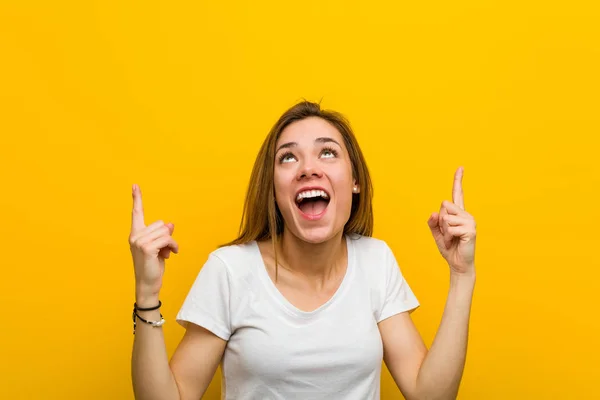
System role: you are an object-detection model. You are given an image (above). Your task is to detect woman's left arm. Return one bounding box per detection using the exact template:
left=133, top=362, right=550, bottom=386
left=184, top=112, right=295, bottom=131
left=379, top=271, right=475, bottom=400
left=380, top=166, right=477, bottom=400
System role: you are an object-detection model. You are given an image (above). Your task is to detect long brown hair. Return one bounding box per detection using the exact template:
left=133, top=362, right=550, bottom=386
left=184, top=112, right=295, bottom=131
left=221, top=100, right=374, bottom=278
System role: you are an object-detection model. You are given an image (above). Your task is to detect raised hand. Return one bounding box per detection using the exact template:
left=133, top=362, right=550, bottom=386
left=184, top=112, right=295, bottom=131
left=427, top=167, right=477, bottom=275
left=128, top=184, right=179, bottom=302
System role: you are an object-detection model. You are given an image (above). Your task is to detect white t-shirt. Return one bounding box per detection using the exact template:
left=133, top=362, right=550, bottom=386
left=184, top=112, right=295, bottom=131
left=176, top=234, right=419, bottom=400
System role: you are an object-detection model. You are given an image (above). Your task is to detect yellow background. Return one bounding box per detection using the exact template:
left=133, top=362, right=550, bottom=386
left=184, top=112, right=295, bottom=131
left=1, top=1, right=599, bottom=399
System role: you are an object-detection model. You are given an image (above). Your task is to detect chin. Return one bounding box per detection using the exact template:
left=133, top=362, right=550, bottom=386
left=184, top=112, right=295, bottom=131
left=288, top=224, right=344, bottom=245
left=296, top=231, right=331, bottom=245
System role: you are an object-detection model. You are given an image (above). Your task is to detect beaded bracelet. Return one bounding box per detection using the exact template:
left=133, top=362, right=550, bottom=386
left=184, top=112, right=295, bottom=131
left=132, top=301, right=165, bottom=334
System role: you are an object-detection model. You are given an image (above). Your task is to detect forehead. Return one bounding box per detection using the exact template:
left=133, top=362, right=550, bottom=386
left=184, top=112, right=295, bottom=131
left=276, top=117, right=344, bottom=146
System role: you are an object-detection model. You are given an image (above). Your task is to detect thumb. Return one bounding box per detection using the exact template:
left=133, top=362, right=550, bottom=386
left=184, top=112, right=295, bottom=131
left=166, top=222, right=175, bottom=234
left=427, top=213, right=446, bottom=250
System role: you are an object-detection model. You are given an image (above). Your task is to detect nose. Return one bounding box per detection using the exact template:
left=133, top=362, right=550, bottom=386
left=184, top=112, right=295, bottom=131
left=296, top=159, right=323, bottom=181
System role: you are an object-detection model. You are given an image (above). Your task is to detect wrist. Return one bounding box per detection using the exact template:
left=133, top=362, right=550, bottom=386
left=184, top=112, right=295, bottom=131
left=135, top=294, right=160, bottom=308
left=450, top=270, right=476, bottom=289
left=449, top=263, right=475, bottom=278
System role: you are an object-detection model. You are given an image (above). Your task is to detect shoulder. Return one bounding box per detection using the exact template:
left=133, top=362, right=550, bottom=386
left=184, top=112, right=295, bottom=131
left=348, top=234, right=395, bottom=260
left=348, top=234, right=400, bottom=279
left=202, top=241, right=259, bottom=282
left=210, top=240, right=257, bottom=261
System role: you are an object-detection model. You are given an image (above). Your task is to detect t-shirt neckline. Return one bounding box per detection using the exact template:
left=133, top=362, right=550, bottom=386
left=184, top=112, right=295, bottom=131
left=252, top=235, right=355, bottom=319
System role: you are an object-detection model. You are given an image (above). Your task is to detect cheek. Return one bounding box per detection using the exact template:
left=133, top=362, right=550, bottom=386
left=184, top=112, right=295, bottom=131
left=273, top=170, right=291, bottom=204
left=337, top=190, right=354, bottom=211
left=332, top=181, right=353, bottom=208
left=330, top=167, right=354, bottom=194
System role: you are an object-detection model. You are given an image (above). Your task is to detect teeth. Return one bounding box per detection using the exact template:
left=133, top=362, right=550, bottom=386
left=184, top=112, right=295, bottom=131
left=296, top=189, right=329, bottom=202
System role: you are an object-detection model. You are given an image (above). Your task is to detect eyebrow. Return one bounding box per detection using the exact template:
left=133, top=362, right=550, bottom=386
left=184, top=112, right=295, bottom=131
left=275, top=137, right=341, bottom=154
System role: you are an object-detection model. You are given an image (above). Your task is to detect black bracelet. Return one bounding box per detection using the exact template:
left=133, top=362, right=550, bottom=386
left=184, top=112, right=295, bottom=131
left=132, top=307, right=166, bottom=334
left=134, top=300, right=161, bottom=311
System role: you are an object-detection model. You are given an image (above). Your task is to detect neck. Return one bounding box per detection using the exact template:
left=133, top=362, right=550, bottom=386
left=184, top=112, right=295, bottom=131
left=278, top=230, right=347, bottom=283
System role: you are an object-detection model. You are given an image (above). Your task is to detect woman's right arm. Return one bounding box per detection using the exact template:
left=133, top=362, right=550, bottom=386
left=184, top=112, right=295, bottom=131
left=129, top=184, right=226, bottom=399
left=131, top=295, right=227, bottom=400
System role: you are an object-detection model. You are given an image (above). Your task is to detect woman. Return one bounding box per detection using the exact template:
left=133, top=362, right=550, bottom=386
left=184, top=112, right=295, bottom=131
left=129, top=101, right=477, bottom=400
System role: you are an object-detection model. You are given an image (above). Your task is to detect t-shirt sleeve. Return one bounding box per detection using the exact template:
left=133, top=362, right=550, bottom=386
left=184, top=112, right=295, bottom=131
left=175, top=253, right=232, bottom=341
left=377, top=243, right=420, bottom=323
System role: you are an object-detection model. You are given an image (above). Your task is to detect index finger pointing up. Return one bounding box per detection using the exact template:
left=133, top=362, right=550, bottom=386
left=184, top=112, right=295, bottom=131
left=452, top=167, right=465, bottom=210
left=131, top=184, right=146, bottom=233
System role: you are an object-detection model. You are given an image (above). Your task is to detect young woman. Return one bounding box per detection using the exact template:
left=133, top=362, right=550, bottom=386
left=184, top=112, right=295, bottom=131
left=130, top=101, right=477, bottom=400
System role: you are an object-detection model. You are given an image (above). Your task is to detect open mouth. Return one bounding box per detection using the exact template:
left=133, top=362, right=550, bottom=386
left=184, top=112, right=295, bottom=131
left=295, top=189, right=330, bottom=217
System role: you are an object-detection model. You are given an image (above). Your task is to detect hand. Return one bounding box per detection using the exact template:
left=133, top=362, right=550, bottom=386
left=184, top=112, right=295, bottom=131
left=427, top=167, right=477, bottom=275
left=128, top=184, right=179, bottom=299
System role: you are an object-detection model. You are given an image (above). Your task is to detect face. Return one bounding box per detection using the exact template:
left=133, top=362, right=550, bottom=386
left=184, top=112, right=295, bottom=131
left=273, top=117, right=359, bottom=244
